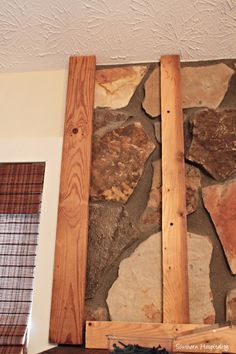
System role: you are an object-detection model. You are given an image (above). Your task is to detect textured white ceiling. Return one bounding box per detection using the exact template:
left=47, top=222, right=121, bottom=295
left=0, top=0, right=236, bottom=72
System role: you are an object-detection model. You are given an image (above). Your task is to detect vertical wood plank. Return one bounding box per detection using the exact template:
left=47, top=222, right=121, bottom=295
left=49, top=56, right=96, bottom=344
left=161, top=55, right=189, bottom=323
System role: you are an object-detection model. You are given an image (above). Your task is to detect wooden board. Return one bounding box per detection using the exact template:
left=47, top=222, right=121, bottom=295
left=173, top=325, right=236, bottom=353
left=49, top=56, right=96, bottom=344
left=160, top=55, right=189, bottom=323
left=85, top=321, right=207, bottom=349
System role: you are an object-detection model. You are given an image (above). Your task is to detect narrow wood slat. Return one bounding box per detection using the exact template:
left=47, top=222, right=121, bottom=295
left=49, top=55, right=96, bottom=344
left=0, top=203, right=41, bottom=214
left=0, top=314, right=29, bottom=326
left=0, top=244, right=36, bottom=255
left=0, top=289, right=32, bottom=302
left=0, top=302, right=31, bottom=314
left=0, top=223, right=39, bottom=233
left=0, top=337, right=24, bottom=346
left=0, top=163, right=45, bottom=176
left=0, top=194, right=41, bottom=205
left=0, top=184, right=43, bottom=194
left=0, top=256, right=35, bottom=267
left=85, top=321, right=207, bottom=349
left=0, top=175, right=43, bottom=184
left=0, top=326, right=26, bottom=337
left=0, top=235, right=37, bottom=245
left=0, top=266, right=34, bottom=278
left=0, top=346, right=23, bottom=354
left=0, top=214, right=39, bottom=223
left=161, top=55, right=189, bottom=323
left=0, top=277, right=33, bottom=290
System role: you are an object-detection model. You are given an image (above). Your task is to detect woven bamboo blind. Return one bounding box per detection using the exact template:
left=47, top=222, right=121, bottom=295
left=0, top=163, right=45, bottom=351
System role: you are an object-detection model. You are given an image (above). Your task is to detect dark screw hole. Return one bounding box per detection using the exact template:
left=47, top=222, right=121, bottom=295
left=72, top=128, right=78, bottom=134
left=170, top=222, right=173, bottom=226
left=167, top=110, right=170, bottom=113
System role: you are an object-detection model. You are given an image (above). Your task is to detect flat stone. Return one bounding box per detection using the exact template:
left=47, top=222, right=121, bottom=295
left=181, top=64, right=234, bottom=109
left=154, top=121, right=161, bottom=144
left=142, top=64, right=234, bottom=118
left=107, top=232, right=215, bottom=324
left=188, top=109, right=236, bottom=180
left=95, top=65, right=147, bottom=109
left=142, top=68, right=160, bottom=117
left=202, top=179, right=236, bottom=274
left=86, top=203, right=140, bottom=298
left=139, top=162, right=201, bottom=229
left=90, top=123, right=155, bottom=202
left=85, top=304, right=109, bottom=321
left=139, top=160, right=162, bottom=229
left=93, top=109, right=130, bottom=138
left=185, top=164, right=201, bottom=214
left=226, top=289, right=236, bottom=321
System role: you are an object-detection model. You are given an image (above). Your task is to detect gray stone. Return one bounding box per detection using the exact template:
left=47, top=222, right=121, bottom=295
left=93, top=109, right=130, bottom=138
left=86, top=203, right=140, bottom=299
left=90, top=123, right=155, bottom=202
left=188, top=109, right=236, bottom=181
left=107, top=232, right=215, bottom=324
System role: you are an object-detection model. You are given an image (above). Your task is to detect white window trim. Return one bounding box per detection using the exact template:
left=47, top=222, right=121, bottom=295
left=0, top=137, right=63, bottom=354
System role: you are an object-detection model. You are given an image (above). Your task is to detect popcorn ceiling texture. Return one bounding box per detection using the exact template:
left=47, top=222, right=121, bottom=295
left=0, top=0, right=236, bottom=72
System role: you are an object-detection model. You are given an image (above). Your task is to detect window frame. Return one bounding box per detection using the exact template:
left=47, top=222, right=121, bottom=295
left=0, top=137, right=62, bottom=354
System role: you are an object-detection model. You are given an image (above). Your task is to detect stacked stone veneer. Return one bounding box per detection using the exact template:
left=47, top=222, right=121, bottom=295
left=85, top=61, right=236, bottom=324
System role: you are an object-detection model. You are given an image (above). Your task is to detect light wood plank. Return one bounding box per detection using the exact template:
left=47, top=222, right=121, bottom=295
left=173, top=325, right=236, bottom=353
left=49, top=56, right=96, bottom=344
left=161, top=55, right=189, bottom=323
left=85, top=321, right=207, bottom=349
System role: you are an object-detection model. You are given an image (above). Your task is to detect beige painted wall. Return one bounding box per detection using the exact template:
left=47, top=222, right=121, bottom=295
left=0, top=70, right=68, bottom=352
left=0, top=70, right=67, bottom=138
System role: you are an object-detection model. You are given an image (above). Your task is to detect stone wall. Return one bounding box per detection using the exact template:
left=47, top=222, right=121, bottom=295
left=85, top=60, right=236, bottom=324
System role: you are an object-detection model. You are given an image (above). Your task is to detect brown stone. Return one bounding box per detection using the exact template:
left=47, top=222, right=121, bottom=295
left=107, top=232, right=215, bottom=324
left=90, top=123, right=155, bottom=202
left=139, top=162, right=201, bottom=229
left=142, top=68, right=160, bottom=117
left=226, top=289, right=236, bottom=321
left=93, top=109, right=130, bottom=137
left=185, top=164, right=201, bottom=214
left=142, top=64, right=234, bottom=118
left=154, top=121, right=161, bottom=144
left=202, top=179, right=236, bottom=274
left=86, top=203, right=140, bottom=299
left=188, top=109, right=236, bottom=180
left=95, top=65, right=147, bottom=109
left=85, top=304, right=109, bottom=321
left=181, top=64, right=234, bottom=109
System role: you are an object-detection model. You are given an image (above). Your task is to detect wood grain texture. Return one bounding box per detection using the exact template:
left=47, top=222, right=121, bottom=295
left=85, top=321, right=207, bottom=349
left=173, top=325, right=236, bottom=353
left=49, top=56, right=96, bottom=344
left=0, top=347, right=23, bottom=354
left=161, top=55, right=189, bottom=323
